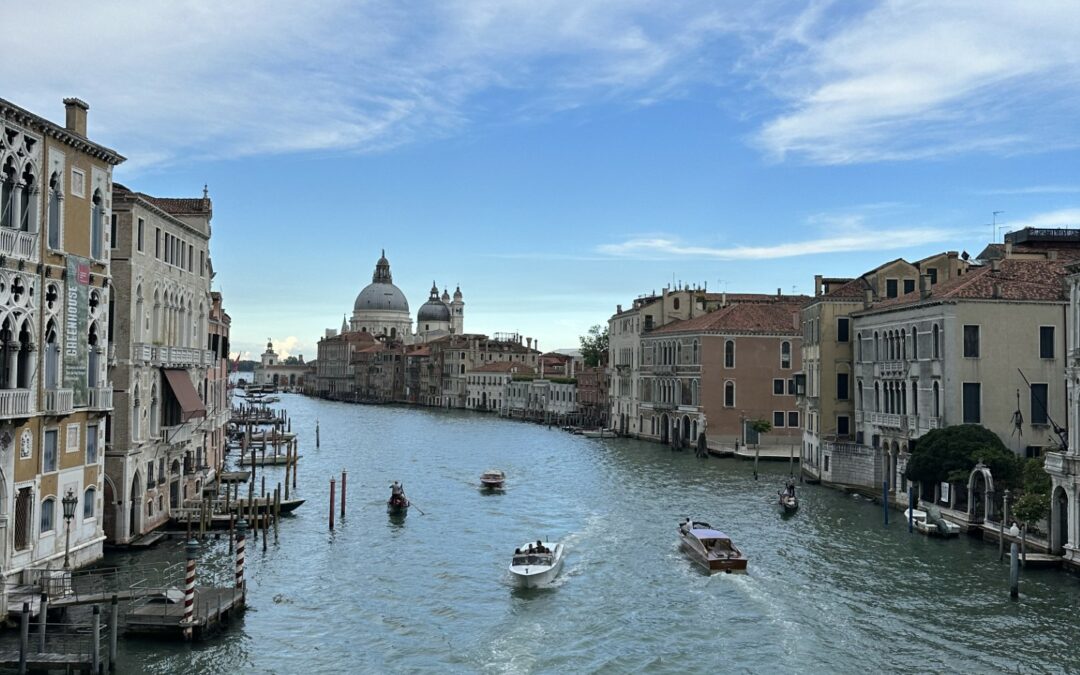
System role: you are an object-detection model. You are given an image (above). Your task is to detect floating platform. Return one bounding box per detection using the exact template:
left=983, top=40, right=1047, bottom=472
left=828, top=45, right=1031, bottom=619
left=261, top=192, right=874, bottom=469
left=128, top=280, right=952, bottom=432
left=238, top=454, right=298, bottom=466
left=125, top=586, right=246, bottom=639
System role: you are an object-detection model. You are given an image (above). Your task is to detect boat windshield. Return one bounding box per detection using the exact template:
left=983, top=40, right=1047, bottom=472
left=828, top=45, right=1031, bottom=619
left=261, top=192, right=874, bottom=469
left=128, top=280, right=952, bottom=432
left=703, top=539, right=733, bottom=553
left=512, top=554, right=551, bottom=566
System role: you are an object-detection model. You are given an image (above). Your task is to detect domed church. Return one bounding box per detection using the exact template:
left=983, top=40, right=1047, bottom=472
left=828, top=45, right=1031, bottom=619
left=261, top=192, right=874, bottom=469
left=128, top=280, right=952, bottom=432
left=344, top=251, right=463, bottom=344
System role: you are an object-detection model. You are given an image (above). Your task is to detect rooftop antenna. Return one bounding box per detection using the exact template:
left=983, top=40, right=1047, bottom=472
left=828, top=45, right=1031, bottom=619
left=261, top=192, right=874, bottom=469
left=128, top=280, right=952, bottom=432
left=993, top=211, right=1005, bottom=242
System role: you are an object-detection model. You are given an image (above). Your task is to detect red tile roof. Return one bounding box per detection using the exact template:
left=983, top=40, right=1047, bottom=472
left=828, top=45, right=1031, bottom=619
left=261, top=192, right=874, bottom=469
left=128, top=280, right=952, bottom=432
left=114, top=183, right=211, bottom=216
left=863, top=257, right=1069, bottom=312
left=649, top=301, right=804, bottom=336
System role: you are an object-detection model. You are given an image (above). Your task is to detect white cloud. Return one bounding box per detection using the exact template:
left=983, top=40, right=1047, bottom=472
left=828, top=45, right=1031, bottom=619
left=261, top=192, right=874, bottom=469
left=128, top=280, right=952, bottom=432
left=975, top=185, right=1080, bottom=196
left=753, top=2, right=1080, bottom=163
left=1, top=1, right=751, bottom=171
left=597, top=226, right=969, bottom=261
left=1001, top=208, right=1080, bottom=233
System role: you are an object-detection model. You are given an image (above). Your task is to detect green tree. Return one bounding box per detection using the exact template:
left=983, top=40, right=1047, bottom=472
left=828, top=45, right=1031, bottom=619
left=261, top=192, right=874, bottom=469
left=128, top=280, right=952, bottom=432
left=1013, top=456, right=1052, bottom=525
left=905, top=425, right=1022, bottom=487
left=749, top=419, right=773, bottom=435
left=579, top=324, right=609, bottom=367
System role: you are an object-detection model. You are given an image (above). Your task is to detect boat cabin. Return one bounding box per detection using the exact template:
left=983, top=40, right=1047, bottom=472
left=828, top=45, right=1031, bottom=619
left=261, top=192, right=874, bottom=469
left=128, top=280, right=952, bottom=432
left=512, top=552, right=552, bottom=566
left=693, top=529, right=736, bottom=553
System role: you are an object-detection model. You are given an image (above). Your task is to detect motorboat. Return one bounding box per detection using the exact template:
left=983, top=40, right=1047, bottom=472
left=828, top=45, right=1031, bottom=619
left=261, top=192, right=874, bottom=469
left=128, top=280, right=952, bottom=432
left=904, top=506, right=961, bottom=537
left=509, top=541, right=565, bottom=588
left=678, top=520, right=748, bottom=574
left=580, top=429, right=615, bottom=439
left=480, top=469, right=506, bottom=489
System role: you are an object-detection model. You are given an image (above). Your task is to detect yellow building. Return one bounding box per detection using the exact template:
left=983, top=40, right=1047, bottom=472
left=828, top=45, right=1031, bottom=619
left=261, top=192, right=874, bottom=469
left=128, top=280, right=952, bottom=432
left=0, top=97, right=123, bottom=610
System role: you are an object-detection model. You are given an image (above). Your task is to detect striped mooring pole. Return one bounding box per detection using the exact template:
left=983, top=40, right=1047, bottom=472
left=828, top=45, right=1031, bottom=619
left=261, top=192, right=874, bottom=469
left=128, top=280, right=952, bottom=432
left=182, top=540, right=198, bottom=640
left=235, top=520, right=247, bottom=589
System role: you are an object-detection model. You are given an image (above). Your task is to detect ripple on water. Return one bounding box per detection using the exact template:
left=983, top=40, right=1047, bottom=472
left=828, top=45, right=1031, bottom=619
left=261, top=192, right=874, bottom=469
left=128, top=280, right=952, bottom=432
left=107, top=396, right=1080, bottom=673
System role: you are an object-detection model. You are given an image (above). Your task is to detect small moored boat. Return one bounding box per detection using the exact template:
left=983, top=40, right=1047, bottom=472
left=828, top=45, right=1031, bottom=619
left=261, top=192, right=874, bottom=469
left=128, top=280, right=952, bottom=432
left=678, top=519, right=748, bottom=574
left=480, top=469, right=506, bottom=489
left=509, top=541, right=565, bottom=588
left=904, top=506, right=961, bottom=537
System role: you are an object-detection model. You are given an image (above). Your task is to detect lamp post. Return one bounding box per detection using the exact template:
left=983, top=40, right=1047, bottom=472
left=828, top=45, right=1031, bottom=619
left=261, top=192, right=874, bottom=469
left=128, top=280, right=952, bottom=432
left=61, top=488, right=78, bottom=570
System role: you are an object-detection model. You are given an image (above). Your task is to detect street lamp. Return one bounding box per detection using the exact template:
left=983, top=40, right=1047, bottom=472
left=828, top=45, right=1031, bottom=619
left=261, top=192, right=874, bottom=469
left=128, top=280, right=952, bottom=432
left=61, top=488, right=78, bottom=569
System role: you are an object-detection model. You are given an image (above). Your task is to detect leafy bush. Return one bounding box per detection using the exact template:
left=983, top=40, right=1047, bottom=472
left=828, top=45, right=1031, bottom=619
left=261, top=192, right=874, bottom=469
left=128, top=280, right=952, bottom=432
left=905, top=425, right=1021, bottom=487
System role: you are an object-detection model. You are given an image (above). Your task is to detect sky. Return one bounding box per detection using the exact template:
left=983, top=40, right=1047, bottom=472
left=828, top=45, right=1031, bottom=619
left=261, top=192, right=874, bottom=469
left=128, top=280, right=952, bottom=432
left=6, top=1, right=1080, bottom=359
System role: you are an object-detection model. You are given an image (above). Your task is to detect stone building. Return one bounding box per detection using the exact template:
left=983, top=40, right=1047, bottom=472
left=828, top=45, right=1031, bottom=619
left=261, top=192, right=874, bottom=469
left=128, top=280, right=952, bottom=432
left=0, top=97, right=124, bottom=601
left=205, top=291, right=231, bottom=483
left=641, top=299, right=806, bottom=449
left=466, top=361, right=534, bottom=412
left=253, top=340, right=310, bottom=390
left=850, top=241, right=1070, bottom=505
left=107, top=183, right=214, bottom=543
left=576, top=364, right=609, bottom=428
left=798, top=252, right=969, bottom=482
left=506, top=377, right=579, bottom=421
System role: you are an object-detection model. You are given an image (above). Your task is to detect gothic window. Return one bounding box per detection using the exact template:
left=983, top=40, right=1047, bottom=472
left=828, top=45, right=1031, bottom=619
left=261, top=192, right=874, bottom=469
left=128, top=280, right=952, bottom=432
left=724, top=340, right=735, bottom=368
left=781, top=341, right=791, bottom=369
left=911, top=326, right=919, bottom=359
left=724, top=380, right=735, bottom=407
left=19, top=165, right=35, bottom=232
left=83, top=487, right=96, bottom=519
left=932, top=324, right=940, bottom=359
left=44, top=321, right=59, bottom=389
left=48, top=172, right=61, bottom=249
left=90, top=189, right=104, bottom=260
left=87, top=322, right=100, bottom=388
left=0, top=158, right=15, bottom=228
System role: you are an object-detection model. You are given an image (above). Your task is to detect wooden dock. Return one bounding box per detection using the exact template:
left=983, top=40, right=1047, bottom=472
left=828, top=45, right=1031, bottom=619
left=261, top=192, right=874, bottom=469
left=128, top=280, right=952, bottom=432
left=0, top=650, right=96, bottom=672
left=126, top=586, right=245, bottom=638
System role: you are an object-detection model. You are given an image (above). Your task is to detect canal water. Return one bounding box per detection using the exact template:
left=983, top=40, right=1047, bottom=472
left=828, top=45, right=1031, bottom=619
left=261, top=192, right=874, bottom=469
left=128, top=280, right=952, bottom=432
left=108, top=393, right=1080, bottom=673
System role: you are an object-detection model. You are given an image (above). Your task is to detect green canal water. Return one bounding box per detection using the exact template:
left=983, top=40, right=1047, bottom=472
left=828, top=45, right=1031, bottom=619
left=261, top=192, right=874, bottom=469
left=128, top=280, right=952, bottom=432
left=106, top=393, right=1080, bottom=673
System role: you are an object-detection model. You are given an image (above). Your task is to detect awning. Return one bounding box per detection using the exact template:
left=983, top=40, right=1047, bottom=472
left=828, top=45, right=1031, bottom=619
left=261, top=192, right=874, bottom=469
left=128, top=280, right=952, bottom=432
left=162, top=368, right=206, bottom=422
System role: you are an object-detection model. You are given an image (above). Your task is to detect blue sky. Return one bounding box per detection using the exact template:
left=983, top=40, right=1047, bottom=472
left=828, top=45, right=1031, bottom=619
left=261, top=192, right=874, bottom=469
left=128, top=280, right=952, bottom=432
left=7, top=1, right=1080, bottom=358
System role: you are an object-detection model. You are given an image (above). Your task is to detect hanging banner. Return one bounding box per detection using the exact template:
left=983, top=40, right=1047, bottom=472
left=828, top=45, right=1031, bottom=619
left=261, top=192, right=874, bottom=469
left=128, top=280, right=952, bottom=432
left=64, top=255, right=91, bottom=406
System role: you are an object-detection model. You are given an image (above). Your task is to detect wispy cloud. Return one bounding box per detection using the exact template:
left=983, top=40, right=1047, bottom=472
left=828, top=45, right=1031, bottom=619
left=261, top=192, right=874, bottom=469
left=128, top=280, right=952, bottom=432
left=1001, top=208, right=1080, bottom=232
left=752, top=2, right=1080, bottom=164
left=2, top=1, right=752, bottom=171
left=597, top=226, right=969, bottom=261
left=975, top=185, right=1080, bottom=196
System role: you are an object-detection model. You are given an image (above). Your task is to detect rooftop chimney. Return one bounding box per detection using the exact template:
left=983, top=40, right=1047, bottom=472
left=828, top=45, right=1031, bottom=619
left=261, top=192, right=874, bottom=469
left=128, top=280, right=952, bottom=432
left=992, top=282, right=1002, bottom=299
left=1004, top=242, right=1013, bottom=257
left=526, top=337, right=532, bottom=349
left=1049, top=250, right=1059, bottom=261
left=63, top=98, right=89, bottom=137
left=864, top=288, right=873, bottom=309
left=991, top=259, right=1001, bottom=272
left=814, top=274, right=824, bottom=297
left=920, top=274, right=931, bottom=299
left=777, top=287, right=782, bottom=298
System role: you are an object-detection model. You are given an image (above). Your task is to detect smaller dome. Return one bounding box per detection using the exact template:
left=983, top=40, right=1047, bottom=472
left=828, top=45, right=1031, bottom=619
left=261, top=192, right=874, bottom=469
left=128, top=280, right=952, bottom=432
left=441, top=288, right=450, bottom=302
left=419, top=282, right=451, bottom=322
left=453, top=285, right=463, bottom=300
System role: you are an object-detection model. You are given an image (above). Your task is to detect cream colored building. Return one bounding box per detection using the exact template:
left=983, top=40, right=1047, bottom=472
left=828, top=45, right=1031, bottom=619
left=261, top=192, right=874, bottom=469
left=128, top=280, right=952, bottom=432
left=851, top=251, right=1068, bottom=505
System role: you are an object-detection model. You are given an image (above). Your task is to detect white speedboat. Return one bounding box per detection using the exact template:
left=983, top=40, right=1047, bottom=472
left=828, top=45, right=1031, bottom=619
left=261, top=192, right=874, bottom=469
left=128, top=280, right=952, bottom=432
left=580, top=429, right=615, bottom=439
left=509, top=541, right=565, bottom=588
left=480, top=469, right=506, bottom=489
left=904, top=506, right=961, bottom=537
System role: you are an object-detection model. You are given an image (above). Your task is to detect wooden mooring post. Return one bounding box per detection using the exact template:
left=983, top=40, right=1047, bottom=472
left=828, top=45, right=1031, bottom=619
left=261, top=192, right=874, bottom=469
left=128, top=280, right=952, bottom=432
left=883, top=480, right=889, bottom=526
left=316, top=418, right=320, bottom=448
left=18, top=602, right=27, bottom=675
left=37, top=592, right=47, bottom=653
left=1010, top=542, right=1020, bottom=599
left=341, top=470, right=347, bottom=519
left=91, top=605, right=101, bottom=671
left=329, top=478, right=336, bottom=530
left=274, top=485, right=281, bottom=544
left=183, top=540, right=198, bottom=640
left=110, top=595, right=119, bottom=671
left=235, top=520, right=247, bottom=589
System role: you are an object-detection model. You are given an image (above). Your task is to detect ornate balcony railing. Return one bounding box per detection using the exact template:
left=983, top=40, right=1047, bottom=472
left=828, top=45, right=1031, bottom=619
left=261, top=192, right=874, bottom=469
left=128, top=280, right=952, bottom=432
left=0, top=229, right=38, bottom=261
left=0, top=389, right=33, bottom=418
left=869, top=412, right=903, bottom=428
left=87, top=387, right=113, bottom=411
left=42, top=388, right=74, bottom=416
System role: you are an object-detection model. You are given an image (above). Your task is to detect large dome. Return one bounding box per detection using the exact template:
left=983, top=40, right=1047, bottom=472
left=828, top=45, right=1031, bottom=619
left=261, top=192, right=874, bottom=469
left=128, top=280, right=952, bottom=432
left=353, top=252, right=410, bottom=314
left=354, top=282, right=410, bottom=313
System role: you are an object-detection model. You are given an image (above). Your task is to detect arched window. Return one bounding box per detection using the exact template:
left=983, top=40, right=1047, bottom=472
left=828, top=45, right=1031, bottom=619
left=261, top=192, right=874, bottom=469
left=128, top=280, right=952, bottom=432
left=150, top=384, right=159, bottom=437
left=874, top=382, right=881, bottom=412
left=673, top=297, right=680, bottom=310
left=40, top=497, right=55, bottom=533
left=47, top=171, right=61, bottom=249
left=724, top=380, right=735, bottom=407
left=692, top=340, right=699, bottom=364
left=781, top=341, right=791, bottom=369
left=724, top=340, right=735, bottom=368
left=90, top=189, right=104, bottom=260
left=933, top=382, right=940, bottom=417
left=856, top=332, right=862, bottom=362
left=19, top=165, right=35, bottom=232
left=912, top=383, right=919, bottom=416
left=932, top=324, right=940, bottom=358
left=44, top=320, right=59, bottom=389
left=874, top=331, right=880, bottom=360
left=911, top=326, right=919, bottom=359
left=0, top=158, right=15, bottom=229
left=132, top=384, right=141, bottom=441
left=83, top=486, right=96, bottom=519
left=900, top=329, right=907, bottom=360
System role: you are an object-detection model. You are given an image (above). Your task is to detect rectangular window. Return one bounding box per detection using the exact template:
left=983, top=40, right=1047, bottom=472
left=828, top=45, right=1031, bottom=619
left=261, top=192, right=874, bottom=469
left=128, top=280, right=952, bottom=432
left=787, top=378, right=796, bottom=395
left=963, top=325, right=980, bottom=358
left=137, top=218, right=144, bottom=252
left=773, top=411, right=785, bottom=428
left=773, top=379, right=785, bottom=395
left=43, top=429, right=58, bottom=473
left=836, top=373, right=849, bottom=400
left=824, top=455, right=830, bottom=472
left=963, top=382, right=981, bottom=424
left=788, top=411, right=799, bottom=428
left=155, top=228, right=161, bottom=258
left=110, top=214, right=117, bottom=248
left=188, top=246, right=193, bottom=272
left=70, top=168, right=85, bottom=198
left=86, top=424, right=98, bottom=464
left=837, top=415, right=850, bottom=436
left=927, top=268, right=938, bottom=284
left=66, top=423, right=80, bottom=453
left=1031, top=383, right=1049, bottom=425
left=40, top=499, right=54, bottom=533
left=837, top=317, right=850, bottom=343
left=886, top=279, right=898, bottom=298
left=1040, top=326, right=1055, bottom=359
left=199, top=250, right=205, bottom=276
left=903, top=279, right=916, bottom=295
left=1026, top=446, right=1044, bottom=459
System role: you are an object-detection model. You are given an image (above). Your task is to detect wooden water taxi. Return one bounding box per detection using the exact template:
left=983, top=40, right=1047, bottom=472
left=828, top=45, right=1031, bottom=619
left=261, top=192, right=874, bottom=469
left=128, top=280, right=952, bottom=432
left=678, top=520, right=747, bottom=574
left=480, top=469, right=506, bottom=489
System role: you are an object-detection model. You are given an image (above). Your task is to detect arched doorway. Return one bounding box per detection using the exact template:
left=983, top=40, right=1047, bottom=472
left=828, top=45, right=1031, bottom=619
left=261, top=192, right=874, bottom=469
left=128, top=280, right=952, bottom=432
left=481, top=392, right=487, bottom=410
left=967, top=463, right=995, bottom=522
left=129, top=472, right=143, bottom=539
left=1051, top=486, right=1069, bottom=555
left=682, top=416, right=691, bottom=446
left=103, top=477, right=117, bottom=542
left=660, top=414, right=669, bottom=444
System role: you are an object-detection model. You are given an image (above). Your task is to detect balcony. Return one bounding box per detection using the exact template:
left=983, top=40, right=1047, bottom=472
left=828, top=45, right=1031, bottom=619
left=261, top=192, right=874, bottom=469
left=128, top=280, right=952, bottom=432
left=0, top=228, right=38, bottom=262
left=869, top=411, right=904, bottom=428
left=652, top=364, right=675, bottom=375
left=42, top=388, right=74, bottom=416
left=1046, top=451, right=1080, bottom=477
left=0, top=389, right=32, bottom=419
left=87, top=387, right=113, bottom=411
left=875, top=361, right=906, bottom=377
left=133, top=343, right=153, bottom=363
